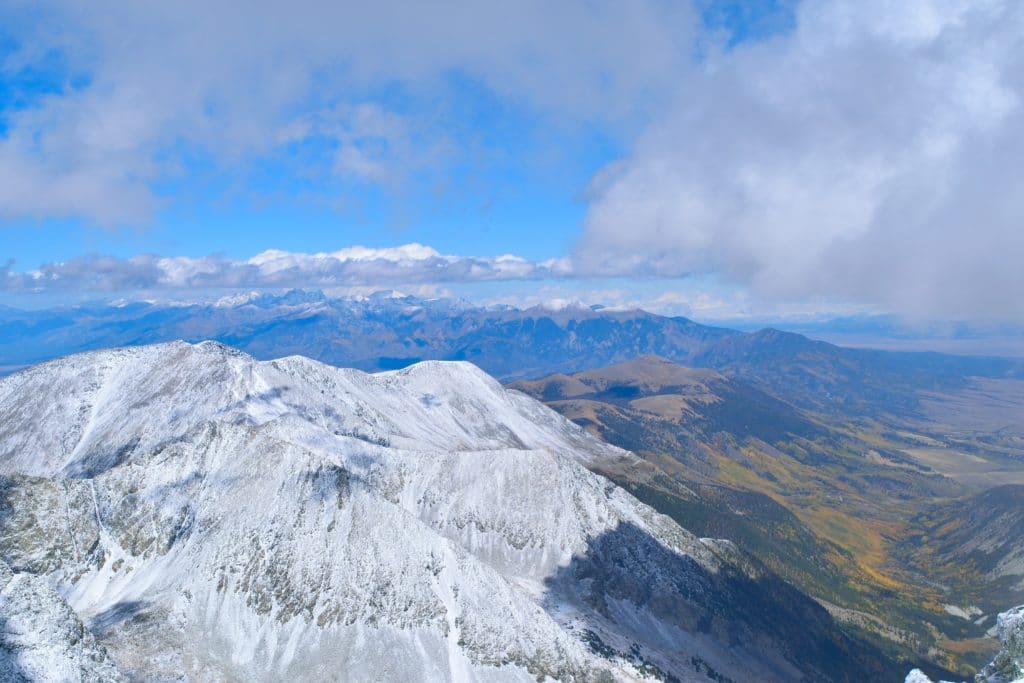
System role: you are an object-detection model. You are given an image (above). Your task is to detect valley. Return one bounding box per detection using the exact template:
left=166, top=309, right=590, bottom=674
left=513, top=355, right=1024, bottom=678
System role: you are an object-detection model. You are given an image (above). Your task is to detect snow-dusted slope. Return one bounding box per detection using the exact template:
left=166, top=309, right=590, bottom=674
left=0, top=341, right=625, bottom=479
left=0, top=342, right=878, bottom=681
left=0, top=560, right=125, bottom=682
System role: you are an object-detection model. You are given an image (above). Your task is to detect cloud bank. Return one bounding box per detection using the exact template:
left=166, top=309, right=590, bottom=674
left=0, top=0, right=693, bottom=223
left=579, top=0, right=1024, bottom=320
left=0, top=245, right=571, bottom=294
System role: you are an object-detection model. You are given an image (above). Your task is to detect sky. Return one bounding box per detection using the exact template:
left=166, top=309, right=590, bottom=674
left=1, top=0, right=1022, bottom=324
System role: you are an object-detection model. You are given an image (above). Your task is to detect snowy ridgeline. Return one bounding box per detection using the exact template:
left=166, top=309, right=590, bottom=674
left=0, top=341, right=883, bottom=681
left=907, top=606, right=1024, bottom=683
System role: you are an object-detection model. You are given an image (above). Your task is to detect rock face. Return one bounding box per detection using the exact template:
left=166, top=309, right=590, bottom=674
left=0, top=342, right=888, bottom=681
left=977, top=607, right=1024, bottom=683
left=0, top=560, right=126, bottom=682
left=905, top=606, right=1024, bottom=683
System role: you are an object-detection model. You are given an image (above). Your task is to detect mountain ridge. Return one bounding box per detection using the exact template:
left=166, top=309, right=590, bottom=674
left=4, top=292, right=1021, bottom=402
left=0, top=341, right=895, bottom=681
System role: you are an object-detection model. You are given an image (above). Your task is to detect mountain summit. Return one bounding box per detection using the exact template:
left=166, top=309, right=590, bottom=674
left=0, top=342, right=890, bottom=681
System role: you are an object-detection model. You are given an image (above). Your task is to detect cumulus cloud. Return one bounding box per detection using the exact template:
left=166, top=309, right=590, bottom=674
left=5, top=1, right=1023, bottom=321
left=0, top=244, right=573, bottom=294
left=578, top=0, right=1024, bottom=320
left=0, top=0, right=694, bottom=224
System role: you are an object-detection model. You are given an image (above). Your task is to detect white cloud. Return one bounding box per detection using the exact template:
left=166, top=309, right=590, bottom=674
left=4, top=1, right=1023, bottom=322
left=578, top=0, right=1024, bottom=320
left=0, top=243, right=893, bottom=323
left=0, top=244, right=570, bottom=294
left=0, top=0, right=695, bottom=224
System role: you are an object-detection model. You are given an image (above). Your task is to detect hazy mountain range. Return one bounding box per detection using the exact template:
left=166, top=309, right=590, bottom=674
left=3, top=291, right=1022, bottom=408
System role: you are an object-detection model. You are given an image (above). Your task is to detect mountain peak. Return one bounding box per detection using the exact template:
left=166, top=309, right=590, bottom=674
left=0, top=341, right=896, bottom=681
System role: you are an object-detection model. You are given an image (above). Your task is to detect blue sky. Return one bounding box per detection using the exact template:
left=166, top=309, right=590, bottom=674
left=1, top=1, right=1022, bottom=323
left=1, top=66, right=614, bottom=264
left=0, top=0, right=790, bottom=266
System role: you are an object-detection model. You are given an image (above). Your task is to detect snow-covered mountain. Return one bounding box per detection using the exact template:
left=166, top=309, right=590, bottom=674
left=0, top=341, right=888, bottom=681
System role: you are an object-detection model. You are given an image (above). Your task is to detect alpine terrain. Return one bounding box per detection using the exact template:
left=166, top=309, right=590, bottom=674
left=514, top=355, right=1024, bottom=677
left=0, top=341, right=894, bottom=681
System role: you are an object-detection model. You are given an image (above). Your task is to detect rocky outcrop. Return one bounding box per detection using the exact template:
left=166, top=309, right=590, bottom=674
left=906, top=605, right=1024, bottom=683
left=977, top=606, right=1024, bottom=683
left=0, top=560, right=125, bottom=682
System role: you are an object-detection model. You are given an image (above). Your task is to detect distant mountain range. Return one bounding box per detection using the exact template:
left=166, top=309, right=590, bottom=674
left=723, top=314, right=1024, bottom=359
left=3, top=291, right=1022, bottom=417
